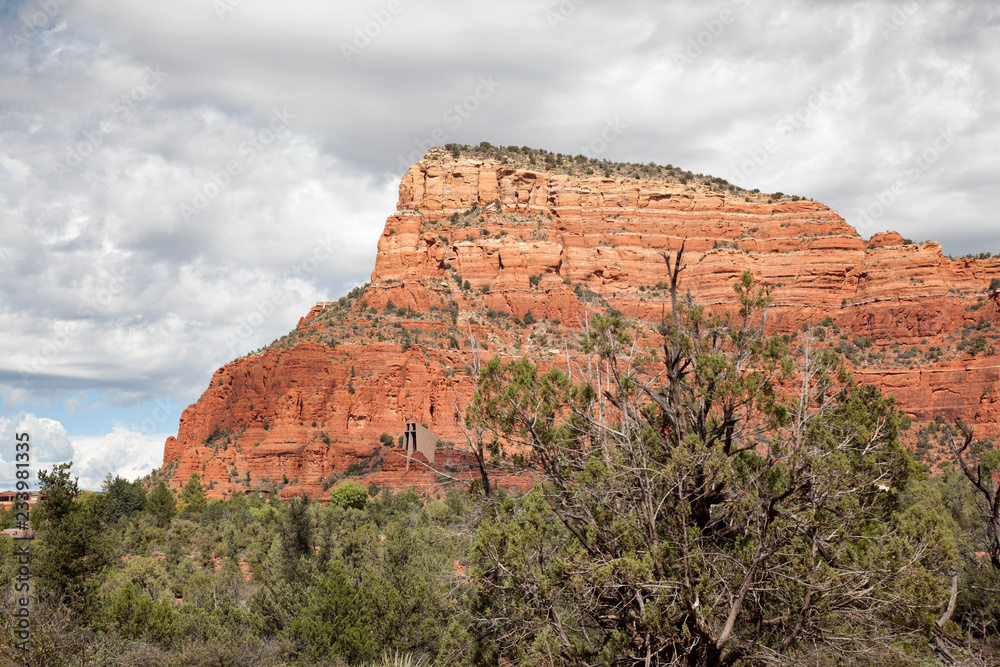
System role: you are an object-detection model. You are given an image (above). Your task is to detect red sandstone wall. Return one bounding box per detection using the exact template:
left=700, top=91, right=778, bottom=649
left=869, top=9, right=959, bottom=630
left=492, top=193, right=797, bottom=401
left=161, top=149, right=1000, bottom=497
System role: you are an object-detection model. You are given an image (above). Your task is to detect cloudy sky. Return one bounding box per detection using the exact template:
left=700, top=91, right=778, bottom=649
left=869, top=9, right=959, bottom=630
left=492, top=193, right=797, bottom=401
left=1, top=0, right=997, bottom=489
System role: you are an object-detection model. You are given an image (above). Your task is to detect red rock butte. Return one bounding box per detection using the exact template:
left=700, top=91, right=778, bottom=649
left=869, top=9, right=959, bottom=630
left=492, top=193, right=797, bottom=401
left=161, top=146, right=1000, bottom=499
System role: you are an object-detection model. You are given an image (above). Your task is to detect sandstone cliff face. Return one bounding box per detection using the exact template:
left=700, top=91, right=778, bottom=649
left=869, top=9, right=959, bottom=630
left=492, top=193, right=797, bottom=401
left=162, top=148, right=1000, bottom=497
left=373, top=153, right=996, bottom=335
left=162, top=339, right=487, bottom=498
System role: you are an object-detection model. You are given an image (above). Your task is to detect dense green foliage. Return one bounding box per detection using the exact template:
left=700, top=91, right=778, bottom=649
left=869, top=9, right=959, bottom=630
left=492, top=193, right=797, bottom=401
left=330, top=481, right=370, bottom=511
left=1, top=475, right=476, bottom=666
left=463, top=265, right=971, bottom=666
left=1, top=436, right=997, bottom=665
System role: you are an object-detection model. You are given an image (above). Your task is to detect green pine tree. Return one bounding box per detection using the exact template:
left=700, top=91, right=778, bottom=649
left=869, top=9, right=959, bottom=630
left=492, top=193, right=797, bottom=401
left=146, top=481, right=176, bottom=527
left=179, top=473, right=207, bottom=512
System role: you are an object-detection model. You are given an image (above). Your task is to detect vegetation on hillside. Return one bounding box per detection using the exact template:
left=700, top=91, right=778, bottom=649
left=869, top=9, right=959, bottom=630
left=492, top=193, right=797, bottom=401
left=438, top=142, right=806, bottom=202
left=2, top=259, right=998, bottom=665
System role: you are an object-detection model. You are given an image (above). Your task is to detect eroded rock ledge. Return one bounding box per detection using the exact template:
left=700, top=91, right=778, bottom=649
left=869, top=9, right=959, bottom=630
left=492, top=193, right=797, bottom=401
left=161, top=148, right=1000, bottom=498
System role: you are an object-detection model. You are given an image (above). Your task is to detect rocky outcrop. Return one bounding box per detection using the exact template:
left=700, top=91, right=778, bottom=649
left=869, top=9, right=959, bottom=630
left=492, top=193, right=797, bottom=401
left=161, top=147, right=1000, bottom=497
left=372, top=151, right=997, bottom=338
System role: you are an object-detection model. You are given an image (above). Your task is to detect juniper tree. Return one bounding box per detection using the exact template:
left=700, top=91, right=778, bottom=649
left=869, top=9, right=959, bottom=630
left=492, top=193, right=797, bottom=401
left=466, top=249, right=957, bottom=666
left=146, top=480, right=176, bottom=528
left=947, top=422, right=1000, bottom=651
left=179, top=472, right=207, bottom=512
left=99, top=474, right=147, bottom=525
left=34, top=463, right=113, bottom=607
left=949, top=422, right=1000, bottom=575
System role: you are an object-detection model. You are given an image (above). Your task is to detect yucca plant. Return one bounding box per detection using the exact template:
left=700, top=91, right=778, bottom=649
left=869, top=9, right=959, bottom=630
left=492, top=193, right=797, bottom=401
left=364, top=650, right=431, bottom=667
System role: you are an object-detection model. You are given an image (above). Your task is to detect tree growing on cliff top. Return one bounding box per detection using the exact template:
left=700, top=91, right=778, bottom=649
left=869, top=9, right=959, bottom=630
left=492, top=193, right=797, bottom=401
left=466, top=248, right=957, bottom=666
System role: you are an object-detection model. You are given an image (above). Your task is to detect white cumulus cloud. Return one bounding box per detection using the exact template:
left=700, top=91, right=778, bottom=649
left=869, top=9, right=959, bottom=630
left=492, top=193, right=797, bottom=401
left=70, top=425, right=168, bottom=490
left=0, top=412, right=75, bottom=489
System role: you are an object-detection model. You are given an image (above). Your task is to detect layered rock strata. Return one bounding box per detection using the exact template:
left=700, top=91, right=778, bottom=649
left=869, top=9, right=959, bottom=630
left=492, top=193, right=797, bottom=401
left=161, top=148, right=1000, bottom=498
